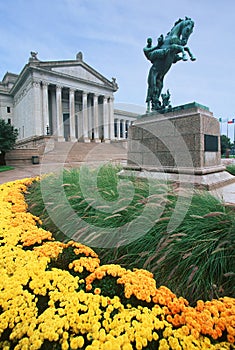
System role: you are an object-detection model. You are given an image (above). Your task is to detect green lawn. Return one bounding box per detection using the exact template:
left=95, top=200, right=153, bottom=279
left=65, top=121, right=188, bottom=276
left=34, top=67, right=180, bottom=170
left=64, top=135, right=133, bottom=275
left=0, top=165, right=14, bottom=172
left=226, top=164, right=235, bottom=176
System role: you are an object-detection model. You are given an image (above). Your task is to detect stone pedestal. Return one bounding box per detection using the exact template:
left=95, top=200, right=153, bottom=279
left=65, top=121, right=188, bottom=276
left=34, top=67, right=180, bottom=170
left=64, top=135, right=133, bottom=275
left=123, top=102, right=235, bottom=190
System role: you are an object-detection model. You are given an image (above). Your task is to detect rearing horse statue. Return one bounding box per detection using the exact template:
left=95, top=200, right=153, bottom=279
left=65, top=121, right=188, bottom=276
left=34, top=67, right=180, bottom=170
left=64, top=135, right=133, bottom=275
left=144, top=17, right=196, bottom=112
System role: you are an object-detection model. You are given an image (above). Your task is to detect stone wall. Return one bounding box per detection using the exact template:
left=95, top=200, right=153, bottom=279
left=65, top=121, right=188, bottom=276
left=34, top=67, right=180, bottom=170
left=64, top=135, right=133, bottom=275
left=127, top=104, right=223, bottom=175
left=6, top=148, right=40, bottom=165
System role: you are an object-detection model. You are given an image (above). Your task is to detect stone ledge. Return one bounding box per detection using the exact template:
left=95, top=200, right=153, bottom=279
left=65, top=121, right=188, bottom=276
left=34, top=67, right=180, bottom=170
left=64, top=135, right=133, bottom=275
left=124, top=164, right=226, bottom=175
left=137, top=102, right=213, bottom=122
left=120, top=169, right=235, bottom=191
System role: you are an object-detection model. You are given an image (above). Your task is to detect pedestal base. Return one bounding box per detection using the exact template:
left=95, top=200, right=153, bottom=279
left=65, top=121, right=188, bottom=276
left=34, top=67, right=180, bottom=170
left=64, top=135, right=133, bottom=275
left=125, top=103, right=235, bottom=190
left=121, top=167, right=235, bottom=190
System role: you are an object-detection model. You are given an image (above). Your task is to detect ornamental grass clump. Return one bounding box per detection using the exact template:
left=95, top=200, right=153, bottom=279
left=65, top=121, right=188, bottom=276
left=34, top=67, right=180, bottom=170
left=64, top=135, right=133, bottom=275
left=226, top=164, right=235, bottom=176
left=26, top=165, right=235, bottom=304
left=0, top=178, right=235, bottom=349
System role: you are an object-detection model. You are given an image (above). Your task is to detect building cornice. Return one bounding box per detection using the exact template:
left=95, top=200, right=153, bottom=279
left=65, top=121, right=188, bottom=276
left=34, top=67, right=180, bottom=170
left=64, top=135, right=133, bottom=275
left=32, top=66, right=116, bottom=92
left=114, top=109, right=138, bottom=118
left=0, top=90, right=12, bottom=97
left=32, top=59, right=117, bottom=89
left=9, top=58, right=118, bottom=95
left=9, top=63, right=32, bottom=95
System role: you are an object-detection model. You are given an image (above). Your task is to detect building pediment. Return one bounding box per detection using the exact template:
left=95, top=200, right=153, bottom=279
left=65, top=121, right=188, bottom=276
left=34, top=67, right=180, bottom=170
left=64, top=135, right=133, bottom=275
left=36, top=56, right=118, bottom=90
left=51, top=64, right=107, bottom=86
left=9, top=53, right=118, bottom=95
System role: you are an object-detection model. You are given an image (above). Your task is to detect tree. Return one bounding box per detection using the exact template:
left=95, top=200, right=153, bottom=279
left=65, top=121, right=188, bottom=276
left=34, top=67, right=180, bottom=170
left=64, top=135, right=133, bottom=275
left=0, top=119, right=18, bottom=165
left=220, top=134, right=232, bottom=155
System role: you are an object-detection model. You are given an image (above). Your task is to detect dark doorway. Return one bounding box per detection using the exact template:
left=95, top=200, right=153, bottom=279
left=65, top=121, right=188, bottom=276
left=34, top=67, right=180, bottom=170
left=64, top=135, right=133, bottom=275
left=63, top=113, right=70, bottom=141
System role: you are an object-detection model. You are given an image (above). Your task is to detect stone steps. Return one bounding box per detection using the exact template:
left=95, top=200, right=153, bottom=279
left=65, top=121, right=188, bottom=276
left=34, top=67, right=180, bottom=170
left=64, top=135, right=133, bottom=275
left=41, top=141, right=127, bottom=164
left=6, top=141, right=127, bottom=166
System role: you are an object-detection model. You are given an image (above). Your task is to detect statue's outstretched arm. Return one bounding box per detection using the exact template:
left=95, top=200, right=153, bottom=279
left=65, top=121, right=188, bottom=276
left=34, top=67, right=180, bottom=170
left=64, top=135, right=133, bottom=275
left=144, top=44, right=161, bottom=54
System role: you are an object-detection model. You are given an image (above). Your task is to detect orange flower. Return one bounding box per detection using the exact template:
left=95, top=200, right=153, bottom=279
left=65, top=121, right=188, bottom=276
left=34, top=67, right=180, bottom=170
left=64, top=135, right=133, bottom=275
left=86, top=283, right=92, bottom=291
left=227, top=334, right=235, bottom=343
left=94, top=288, right=101, bottom=295
left=33, top=241, right=65, bottom=258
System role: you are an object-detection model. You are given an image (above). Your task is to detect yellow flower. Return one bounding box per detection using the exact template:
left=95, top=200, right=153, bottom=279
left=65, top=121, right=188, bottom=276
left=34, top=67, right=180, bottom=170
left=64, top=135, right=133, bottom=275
left=1, top=178, right=235, bottom=350
left=159, top=338, right=170, bottom=350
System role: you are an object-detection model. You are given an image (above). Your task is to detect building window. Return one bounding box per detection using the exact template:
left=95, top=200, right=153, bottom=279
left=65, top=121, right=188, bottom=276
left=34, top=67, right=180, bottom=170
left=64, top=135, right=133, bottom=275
left=7, top=106, right=11, bottom=113
left=7, top=118, right=11, bottom=125
left=120, top=120, right=124, bottom=138
left=114, top=119, right=118, bottom=138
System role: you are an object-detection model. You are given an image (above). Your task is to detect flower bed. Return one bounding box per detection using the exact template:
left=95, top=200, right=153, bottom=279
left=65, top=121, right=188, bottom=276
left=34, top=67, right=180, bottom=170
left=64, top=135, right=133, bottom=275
left=0, top=178, right=234, bottom=349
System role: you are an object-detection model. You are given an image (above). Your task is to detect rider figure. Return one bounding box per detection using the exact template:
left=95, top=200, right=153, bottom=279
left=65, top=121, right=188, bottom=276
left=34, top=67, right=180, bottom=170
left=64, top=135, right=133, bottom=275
left=144, top=17, right=196, bottom=113
left=143, top=35, right=168, bottom=63
left=144, top=35, right=169, bottom=112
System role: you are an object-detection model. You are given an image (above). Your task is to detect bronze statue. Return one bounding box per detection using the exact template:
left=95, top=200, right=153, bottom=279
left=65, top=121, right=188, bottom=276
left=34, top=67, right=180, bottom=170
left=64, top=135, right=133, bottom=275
left=30, top=51, right=38, bottom=60
left=161, top=89, right=172, bottom=110
left=144, top=17, right=196, bottom=112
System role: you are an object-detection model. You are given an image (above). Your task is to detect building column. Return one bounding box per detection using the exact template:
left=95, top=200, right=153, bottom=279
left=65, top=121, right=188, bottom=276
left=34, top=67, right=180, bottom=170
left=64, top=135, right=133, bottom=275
left=108, top=97, right=115, bottom=140
left=103, top=96, right=109, bottom=142
left=42, top=82, right=50, bottom=135
left=121, top=120, right=125, bottom=139
left=93, top=94, right=100, bottom=142
left=126, top=120, right=131, bottom=138
left=51, top=88, right=57, bottom=136
left=69, top=89, right=77, bottom=142
left=32, top=80, right=42, bottom=136
left=56, top=85, right=65, bottom=141
left=82, top=91, right=90, bottom=142
left=87, top=95, right=92, bottom=140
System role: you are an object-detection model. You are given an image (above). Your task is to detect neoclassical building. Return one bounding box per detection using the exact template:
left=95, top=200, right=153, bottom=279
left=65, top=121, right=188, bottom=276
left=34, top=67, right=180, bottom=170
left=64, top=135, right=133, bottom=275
left=0, top=52, right=137, bottom=145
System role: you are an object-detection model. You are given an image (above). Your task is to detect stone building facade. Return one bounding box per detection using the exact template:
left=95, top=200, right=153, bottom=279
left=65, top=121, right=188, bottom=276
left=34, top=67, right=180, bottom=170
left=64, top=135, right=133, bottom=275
left=0, top=52, right=137, bottom=145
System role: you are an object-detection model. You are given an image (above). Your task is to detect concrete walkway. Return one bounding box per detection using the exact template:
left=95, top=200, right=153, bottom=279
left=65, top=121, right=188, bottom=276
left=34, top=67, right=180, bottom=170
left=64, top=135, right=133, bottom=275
left=1, top=163, right=235, bottom=205
left=0, top=165, right=41, bottom=184
left=209, top=182, right=235, bottom=205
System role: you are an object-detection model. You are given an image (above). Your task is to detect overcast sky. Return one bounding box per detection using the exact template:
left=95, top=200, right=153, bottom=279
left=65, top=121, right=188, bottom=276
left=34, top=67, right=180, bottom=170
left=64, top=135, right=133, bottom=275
left=0, top=0, right=235, bottom=139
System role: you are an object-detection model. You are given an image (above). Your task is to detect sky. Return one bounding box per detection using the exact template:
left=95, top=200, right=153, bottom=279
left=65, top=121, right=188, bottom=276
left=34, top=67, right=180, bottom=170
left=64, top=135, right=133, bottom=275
left=0, top=0, right=235, bottom=140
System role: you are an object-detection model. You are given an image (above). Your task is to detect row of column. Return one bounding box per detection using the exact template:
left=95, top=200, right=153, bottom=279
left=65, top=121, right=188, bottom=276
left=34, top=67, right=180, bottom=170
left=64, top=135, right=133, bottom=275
left=40, top=81, right=115, bottom=142
left=114, top=119, right=132, bottom=139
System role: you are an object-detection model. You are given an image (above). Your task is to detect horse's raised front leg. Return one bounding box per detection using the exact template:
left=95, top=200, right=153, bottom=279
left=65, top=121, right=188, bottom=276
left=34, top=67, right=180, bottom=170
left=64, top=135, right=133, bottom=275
left=182, top=49, right=188, bottom=61
left=184, top=47, right=196, bottom=61
left=171, top=44, right=187, bottom=61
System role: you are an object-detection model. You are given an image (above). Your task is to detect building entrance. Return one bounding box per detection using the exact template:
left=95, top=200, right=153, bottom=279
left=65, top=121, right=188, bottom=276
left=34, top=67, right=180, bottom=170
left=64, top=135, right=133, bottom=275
left=63, top=113, right=70, bottom=141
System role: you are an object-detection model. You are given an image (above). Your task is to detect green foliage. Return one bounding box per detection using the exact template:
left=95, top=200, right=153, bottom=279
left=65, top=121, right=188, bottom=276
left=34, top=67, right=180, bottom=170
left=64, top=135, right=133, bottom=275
left=220, top=134, right=232, bottom=155
left=26, top=164, right=235, bottom=305
left=26, top=164, right=153, bottom=243
left=0, top=119, right=18, bottom=152
left=226, top=163, right=235, bottom=176
left=152, top=193, right=235, bottom=304
left=0, top=165, right=14, bottom=172
left=48, top=245, right=88, bottom=283
left=0, top=119, right=18, bottom=165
